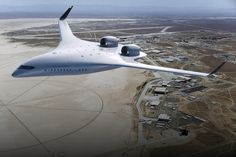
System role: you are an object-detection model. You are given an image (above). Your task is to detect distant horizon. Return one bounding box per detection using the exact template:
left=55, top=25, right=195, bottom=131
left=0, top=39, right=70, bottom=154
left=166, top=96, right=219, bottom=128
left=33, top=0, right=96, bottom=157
left=1, top=9, right=236, bottom=19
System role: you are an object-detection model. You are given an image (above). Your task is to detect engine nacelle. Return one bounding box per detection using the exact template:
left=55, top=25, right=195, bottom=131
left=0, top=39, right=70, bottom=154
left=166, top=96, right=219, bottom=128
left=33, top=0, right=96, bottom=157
left=121, top=45, right=141, bottom=57
left=100, top=36, right=119, bottom=48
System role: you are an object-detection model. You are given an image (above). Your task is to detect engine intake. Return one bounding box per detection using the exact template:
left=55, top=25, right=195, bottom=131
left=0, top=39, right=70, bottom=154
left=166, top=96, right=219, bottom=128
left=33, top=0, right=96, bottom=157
left=100, top=36, right=119, bottom=48
left=121, top=45, right=140, bottom=57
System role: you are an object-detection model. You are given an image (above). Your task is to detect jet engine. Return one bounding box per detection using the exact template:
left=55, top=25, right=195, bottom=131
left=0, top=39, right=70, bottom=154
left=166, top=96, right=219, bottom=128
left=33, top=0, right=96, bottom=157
left=121, top=45, right=140, bottom=57
left=100, top=36, right=119, bottom=48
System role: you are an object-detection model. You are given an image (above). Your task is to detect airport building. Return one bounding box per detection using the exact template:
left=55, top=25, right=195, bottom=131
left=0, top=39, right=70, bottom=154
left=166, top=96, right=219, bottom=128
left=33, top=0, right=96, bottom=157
left=158, top=114, right=171, bottom=122
left=150, top=100, right=161, bottom=106
left=154, top=87, right=168, bottom=95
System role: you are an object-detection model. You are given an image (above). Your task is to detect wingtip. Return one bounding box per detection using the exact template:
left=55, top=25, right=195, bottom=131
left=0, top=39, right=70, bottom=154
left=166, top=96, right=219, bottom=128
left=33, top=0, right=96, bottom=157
left=60, top=6, right=74, bottom=21
left=208, top=61, right=227, bottom=76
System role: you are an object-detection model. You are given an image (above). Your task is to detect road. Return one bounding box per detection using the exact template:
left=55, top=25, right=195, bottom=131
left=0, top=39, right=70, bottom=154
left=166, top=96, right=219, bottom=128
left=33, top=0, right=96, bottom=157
left=136, top=79, right=160, bottom=144
left=135, top=56, right=176, bottom=145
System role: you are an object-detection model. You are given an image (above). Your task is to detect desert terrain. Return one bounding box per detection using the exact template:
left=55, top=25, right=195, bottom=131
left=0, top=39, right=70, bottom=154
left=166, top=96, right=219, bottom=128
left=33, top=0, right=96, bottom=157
left=0, top=17, right=236, bottom=157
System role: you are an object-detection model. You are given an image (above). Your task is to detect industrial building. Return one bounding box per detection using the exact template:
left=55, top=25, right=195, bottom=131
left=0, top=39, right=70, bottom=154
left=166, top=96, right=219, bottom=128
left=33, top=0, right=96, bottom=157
left=158, top=114, right=171, bottom=122
left=154, top=87, right=168, bottom=94
left=182, top=85, right=207, bottom=93
left=150, top=100, right=161, bottom=106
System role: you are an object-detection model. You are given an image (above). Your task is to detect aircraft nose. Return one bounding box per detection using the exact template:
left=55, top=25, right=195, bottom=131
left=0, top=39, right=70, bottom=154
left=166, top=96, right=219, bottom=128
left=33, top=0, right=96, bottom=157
left=12, top=65, right=36, bottom=78
left=12, top=69, right=25, bottom=78
left=12, top=70, right=20, bottom=78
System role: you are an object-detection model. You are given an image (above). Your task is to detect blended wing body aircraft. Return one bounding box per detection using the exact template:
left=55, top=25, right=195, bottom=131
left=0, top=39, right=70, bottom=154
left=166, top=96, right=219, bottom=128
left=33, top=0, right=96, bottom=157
left=12, top=6, right=226, bottom=78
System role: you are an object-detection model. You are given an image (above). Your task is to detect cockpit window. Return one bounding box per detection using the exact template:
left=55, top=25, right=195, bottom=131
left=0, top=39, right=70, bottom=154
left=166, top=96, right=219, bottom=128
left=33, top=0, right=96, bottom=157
left=18, top=65, right=35, bottom=70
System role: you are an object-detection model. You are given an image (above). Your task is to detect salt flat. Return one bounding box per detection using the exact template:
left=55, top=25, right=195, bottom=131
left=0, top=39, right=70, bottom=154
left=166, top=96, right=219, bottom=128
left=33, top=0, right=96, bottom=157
left=0, top=19, right=147, bottom=157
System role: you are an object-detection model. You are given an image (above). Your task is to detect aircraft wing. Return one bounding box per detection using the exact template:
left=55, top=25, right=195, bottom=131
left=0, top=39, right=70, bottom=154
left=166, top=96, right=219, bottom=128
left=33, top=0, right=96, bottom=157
left=55, top=6, right=226, bottom=78
left=119, top=61, right=226, bottom=77
left=55, top=6, right=88, bottom=50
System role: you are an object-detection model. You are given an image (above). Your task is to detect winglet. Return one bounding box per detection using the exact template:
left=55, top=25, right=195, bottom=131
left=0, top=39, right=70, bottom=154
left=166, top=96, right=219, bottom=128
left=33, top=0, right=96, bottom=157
left=58, top=6, right=78, bottom=44
left=60, top=6, right=73, bottom=21
left=208, top=61, right=226, bottom=76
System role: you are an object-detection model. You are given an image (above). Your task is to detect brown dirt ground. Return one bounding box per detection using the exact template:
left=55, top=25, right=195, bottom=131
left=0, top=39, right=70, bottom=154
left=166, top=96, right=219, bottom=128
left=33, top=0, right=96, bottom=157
left=201, top=55, right=236, bottom=78
left=150, top=130, right=228, bottom=157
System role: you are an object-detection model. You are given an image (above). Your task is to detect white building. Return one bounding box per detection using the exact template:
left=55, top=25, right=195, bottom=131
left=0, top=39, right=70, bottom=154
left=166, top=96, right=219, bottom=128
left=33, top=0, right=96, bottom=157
left=158, top=114, right=171, bottom=122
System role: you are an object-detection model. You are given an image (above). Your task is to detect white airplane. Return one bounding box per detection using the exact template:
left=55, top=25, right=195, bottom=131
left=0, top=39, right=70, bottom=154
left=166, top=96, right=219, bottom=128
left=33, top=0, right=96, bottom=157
left=12, top=6, right=226, bottom=78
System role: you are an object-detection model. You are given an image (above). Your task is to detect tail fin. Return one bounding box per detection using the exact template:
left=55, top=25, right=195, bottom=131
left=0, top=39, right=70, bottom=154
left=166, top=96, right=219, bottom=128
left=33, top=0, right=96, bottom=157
left=58, top=6, right=77, bottom=43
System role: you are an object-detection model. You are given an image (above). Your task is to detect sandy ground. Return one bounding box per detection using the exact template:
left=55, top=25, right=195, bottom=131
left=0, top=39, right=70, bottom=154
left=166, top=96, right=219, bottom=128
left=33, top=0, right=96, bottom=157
left=0, top=19, right=147, bottom=157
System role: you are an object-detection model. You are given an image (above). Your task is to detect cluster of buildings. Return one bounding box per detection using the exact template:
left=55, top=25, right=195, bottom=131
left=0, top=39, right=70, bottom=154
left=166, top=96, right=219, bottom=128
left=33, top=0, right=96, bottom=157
left=139, top=73, right=207, bottom=137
